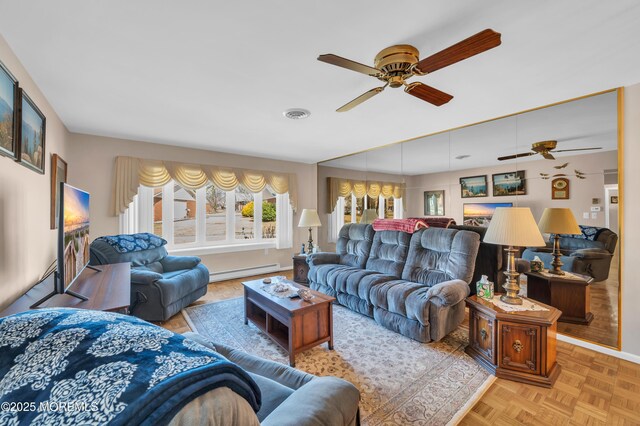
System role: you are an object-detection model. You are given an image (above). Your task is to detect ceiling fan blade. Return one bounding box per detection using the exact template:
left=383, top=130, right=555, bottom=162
left=404, top=82, right=453, bottom=106
left=336, top=86, right=385, bottom=112
left=553, top=147, right=603, bottom=153
left=318, top=54, right=382, bottom=77
left=498, top=152, right=536, bottom=161
left=414, top=29, right=502, bottom=75
left=541, top=152, right=555, bottom=160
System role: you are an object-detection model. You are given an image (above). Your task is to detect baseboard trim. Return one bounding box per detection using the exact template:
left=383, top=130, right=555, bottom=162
left=209, top=264, right=292, bottom=283
left=557, top=334, right=640, bottom=364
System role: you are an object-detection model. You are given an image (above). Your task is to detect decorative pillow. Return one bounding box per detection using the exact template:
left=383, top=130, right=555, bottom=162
left=96, top=233, right=168, bottom=253
left=556, top=225, right=604, bottom=242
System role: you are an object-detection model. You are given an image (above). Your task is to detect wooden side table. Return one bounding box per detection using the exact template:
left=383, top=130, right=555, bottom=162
left=524, top=270, right=594, bottom=324
left=292, top=254, right=309, bottom=285
left=465, top=295, right=561, bottom=388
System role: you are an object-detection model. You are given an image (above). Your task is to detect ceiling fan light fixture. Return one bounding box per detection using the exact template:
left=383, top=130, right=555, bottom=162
left=283, top=108, right=311, bottom=120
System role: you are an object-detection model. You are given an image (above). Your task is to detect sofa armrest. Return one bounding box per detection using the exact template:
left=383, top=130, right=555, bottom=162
left=160, top=255, right=201, bottom=272
left=306, top=253, right=341, bottom=267
left=130, top=268, right=163, bottom=285
left=425, top=279, right=470, bottom=307
left=261, top=377, right=360, bottom=426
left=571, top=248, right=613, bottom=260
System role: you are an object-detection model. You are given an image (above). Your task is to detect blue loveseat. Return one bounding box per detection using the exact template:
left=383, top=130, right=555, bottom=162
left=90, top=233, right=209, bottom=321
left=307, top=224, right=480, bottom=343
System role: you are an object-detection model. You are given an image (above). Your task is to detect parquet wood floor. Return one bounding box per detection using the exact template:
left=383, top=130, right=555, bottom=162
left=159, top=271, right=639, bottom=425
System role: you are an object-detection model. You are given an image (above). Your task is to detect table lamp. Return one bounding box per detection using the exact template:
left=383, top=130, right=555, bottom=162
left=537, top=208, right=581, bottom=275
left=360, top=209, right=378, bottom=224
left=484, top=207, right=546, bottom=305
left=298, top=209, right=322, bottom=253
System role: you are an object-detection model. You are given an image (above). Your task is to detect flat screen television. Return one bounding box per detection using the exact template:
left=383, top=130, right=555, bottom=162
left=31, top=183, right=98, bottom=307
left=463, top=202, right=513, bottom=227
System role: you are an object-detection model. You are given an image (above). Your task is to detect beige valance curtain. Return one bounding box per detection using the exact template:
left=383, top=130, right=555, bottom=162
left=112, top=156, right=298, bottom=215
left=327, top=177, right=404, bottom=213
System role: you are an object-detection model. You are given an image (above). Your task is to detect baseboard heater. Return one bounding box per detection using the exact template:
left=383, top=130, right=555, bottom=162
left=209, top=263, right=291, bottom=283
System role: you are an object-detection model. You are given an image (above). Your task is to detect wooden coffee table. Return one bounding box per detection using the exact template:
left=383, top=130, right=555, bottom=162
left=242, top=278, right=335, bottom=367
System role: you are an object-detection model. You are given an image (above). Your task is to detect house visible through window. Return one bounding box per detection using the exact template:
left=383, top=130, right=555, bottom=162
left=121, top=181, right=293, bottom=252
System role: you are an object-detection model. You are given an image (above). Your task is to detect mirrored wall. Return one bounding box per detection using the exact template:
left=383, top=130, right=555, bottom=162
left=318, top=89, right=621, bottom=349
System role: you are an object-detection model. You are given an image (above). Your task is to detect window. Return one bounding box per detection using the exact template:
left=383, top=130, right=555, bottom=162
left=120, top=181, right=293, bottom=253
left=328, top=194, right=403, bottom=242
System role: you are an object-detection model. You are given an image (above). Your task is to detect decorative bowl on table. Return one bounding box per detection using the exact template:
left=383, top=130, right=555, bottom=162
left=297, top=288, right=315, bottom=301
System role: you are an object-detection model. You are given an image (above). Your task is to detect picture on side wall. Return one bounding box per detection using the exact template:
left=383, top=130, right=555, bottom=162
left=492, top=171, right=526, bottom=196
left=611, top=195, right=619, bottom=204
left=50, top=154, right=68, bottom=229
left=0, top=61, right=18, bottom=159
left=463, top=202, right=513, bottom=227
left=459, top=175, right=488, bottom=198
left=424, top=190, right=445, bottom=216
left=18, top=90, right=46, bottom=174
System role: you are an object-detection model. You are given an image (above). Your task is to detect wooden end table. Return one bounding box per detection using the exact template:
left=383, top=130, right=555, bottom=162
left=292, top=254, right=310, bottom=285
left=466, top=295, right=561, bottom=388
left=524, top=270, right=594, bottom=324
left=242, top=278, right=334, bottom=367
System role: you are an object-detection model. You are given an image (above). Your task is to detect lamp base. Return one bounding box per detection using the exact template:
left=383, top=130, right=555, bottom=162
left=501, top=246, right=523, bottom=305
left=548, top=234, right=565, bottom=275
left=307, top=227, right=314, bottom=254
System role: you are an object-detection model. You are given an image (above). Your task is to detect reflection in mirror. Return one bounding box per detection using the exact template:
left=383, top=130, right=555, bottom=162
left=318, top=89, right=620, bottom=349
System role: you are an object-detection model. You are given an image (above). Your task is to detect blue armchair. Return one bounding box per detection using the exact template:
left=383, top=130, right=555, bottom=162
left=90, top=233, right=209, bottom=321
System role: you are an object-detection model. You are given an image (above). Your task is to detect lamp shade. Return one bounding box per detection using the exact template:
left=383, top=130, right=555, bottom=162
left=298, top=209, right=322, bottom=227
left=537, top=208, right=581, bottom=235
left=483, top=207, right=545, bottom=247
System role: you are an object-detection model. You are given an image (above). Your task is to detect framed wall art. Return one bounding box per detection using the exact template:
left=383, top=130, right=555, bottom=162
left=18, top=89, right=46, bottom=174
left=459, top=175, right=488, bottom=198
left=551, top=177, right=569, bottom=200
left=492, top=171, right=526, bottom=196
left=424, top=190, right=445, bottom=216
left=50, top=154, right=68, bottom=229
left=0, top=60, right=18, bottom=159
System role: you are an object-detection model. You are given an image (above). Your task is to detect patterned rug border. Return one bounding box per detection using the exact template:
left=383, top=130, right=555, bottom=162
left=180, top=297, right=495, bottom=425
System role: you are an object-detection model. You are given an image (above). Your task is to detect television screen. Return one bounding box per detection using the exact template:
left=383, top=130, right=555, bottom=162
left=463, top=202, right=513, bottom=227
left=60, top=183, right=91, bottom=288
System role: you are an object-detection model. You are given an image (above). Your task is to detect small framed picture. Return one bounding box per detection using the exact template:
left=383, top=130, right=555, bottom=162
left=459, top=175, right=488, bottom=198
left=18, top=89, right=46, bottom=174
left=610, top=195, right=619, bottom=204
left=492, top=171, right=526, bottom=196
left=50, top=154, right=68, bottom=229
left=424, top=190, right=445, bottom=216
left=0, top=60, right=19, bottom=159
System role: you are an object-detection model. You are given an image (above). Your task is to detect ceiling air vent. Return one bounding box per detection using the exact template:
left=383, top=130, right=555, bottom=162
left=283, top=108, right=311, bottom=120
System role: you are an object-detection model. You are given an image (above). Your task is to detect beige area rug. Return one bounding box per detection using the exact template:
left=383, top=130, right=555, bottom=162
left=183, top=298, right=494, bottom=425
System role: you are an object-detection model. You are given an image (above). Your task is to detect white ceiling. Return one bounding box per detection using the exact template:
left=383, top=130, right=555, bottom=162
left=0, top=1, right=638, bottom=163
left=322, top=90, right=618, bottom=175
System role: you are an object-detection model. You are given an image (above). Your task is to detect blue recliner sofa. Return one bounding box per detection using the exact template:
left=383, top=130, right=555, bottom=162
left=307, top=224, right=480, bottom=343
left=90, top=233, right=209, bottom=321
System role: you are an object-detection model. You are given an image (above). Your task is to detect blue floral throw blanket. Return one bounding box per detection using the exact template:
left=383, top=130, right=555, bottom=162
left=0, top=308, right=261, bottom=425
left=95, top=233, right=167, bottom=254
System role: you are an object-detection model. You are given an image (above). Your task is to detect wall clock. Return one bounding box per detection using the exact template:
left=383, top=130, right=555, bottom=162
left=551, top=178, right=569, bottom=199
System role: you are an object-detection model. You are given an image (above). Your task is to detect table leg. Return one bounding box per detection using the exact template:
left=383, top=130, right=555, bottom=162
left=328, top=303, right=334, bottom=350
left=243, top=291, right=248, bottom=325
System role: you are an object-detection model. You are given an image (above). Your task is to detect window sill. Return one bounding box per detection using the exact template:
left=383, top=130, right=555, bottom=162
left=167, top=241, right=277, bottom=256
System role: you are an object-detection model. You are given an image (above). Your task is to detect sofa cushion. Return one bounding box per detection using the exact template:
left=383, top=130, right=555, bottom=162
left=90, top=238, right=168, bottom=267
left=155, top=263, right=210, bottom=306
left=336, top=224, right=374, bottom=268
left=250, top=374, right=294, bottom=422
left=402, top=228, right=480, bottom=287
left=365, top=230, right=411, bottom=276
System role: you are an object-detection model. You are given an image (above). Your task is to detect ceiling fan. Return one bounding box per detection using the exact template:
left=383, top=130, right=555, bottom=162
left=498, top=140, right=602, bottom=161
left=317, top=29, right=501, bottom=112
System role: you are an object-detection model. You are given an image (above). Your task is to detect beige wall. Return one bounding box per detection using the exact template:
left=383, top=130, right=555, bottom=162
left=66, top=133, right=317, bottom=275
left=0, top=35, right=71, bottom=310
left=316, top=165, right=406, bottom=251
left=622, top=83, right=640, bottom=357
left=405, top=150, right=618, bottom=226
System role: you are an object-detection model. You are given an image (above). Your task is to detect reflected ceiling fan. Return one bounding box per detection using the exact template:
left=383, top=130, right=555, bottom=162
left=317, top=29, right=501, bottom=112
left=498, top=140, right=602, bottom=161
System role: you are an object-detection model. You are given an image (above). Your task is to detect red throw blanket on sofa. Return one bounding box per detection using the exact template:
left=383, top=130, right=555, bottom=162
left=372, top=218, right=429, bottom=234
left=414, top=217, right=457, bottom=228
